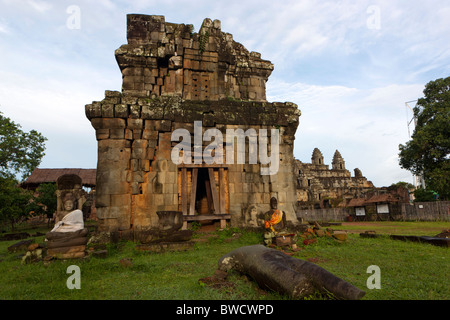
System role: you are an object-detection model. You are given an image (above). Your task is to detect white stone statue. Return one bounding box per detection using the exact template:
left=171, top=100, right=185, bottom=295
left=51, top=193, right=84, bottom=233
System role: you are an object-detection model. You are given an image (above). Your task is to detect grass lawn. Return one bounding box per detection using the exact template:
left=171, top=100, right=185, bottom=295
left=0, top=221, right=448, bottom=300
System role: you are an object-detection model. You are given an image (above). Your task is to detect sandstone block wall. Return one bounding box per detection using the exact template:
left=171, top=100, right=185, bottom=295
left=85, top=14, right=301, bottom=238
left=86, top=94, right=300, bottom=235
left=116, top=14, right=274, bottom=101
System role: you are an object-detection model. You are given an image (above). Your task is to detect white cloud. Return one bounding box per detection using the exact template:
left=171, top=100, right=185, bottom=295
left=27, top=0, right=52, bottom=13
left=0, top=0, right=448, bottom=184
left=267, top=80, right=424, bottom=186
left=0, top=22, right=8, bottom=34
left=0, top=67, right=109, bottom=169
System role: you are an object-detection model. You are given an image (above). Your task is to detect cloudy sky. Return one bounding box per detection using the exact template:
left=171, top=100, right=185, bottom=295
left=0, top=0, right=449, bottom=186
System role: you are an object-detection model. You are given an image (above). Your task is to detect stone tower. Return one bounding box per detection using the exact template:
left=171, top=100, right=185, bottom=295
left=332, top=150, right=345, bottom=170
left=85, top=14, right=301, bottom=240
left=116, top=15, right=274, bottom=101
left=311, top=148, right=324, bottom=165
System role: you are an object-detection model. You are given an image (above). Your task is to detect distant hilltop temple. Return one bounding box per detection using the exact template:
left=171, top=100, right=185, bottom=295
left=295, top=148, right=375, bottom=208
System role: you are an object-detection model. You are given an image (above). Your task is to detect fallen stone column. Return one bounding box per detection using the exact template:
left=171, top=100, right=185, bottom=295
left=218, top=244, right=365, bottom=300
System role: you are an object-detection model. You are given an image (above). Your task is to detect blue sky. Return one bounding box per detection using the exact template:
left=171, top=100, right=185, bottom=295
left=0, top=0, right=449, bottom=187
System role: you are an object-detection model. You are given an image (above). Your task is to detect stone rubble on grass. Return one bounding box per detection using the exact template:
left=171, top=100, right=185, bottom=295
left=298, top=221, right=348, bottom=244
left=7, top=239, right=34, bottom=253
left=22, top=242, right=46, bottom=264
left=45, top=228, right=89, bottom=259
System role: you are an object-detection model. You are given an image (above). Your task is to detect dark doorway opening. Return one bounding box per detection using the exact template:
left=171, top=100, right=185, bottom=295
left=195, top=168, right=212, bottom=215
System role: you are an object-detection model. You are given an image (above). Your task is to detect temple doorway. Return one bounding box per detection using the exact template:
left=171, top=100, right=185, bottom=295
left=178, top=165, right=230, bottom=229
left=195, top=168, right=213, bottom=215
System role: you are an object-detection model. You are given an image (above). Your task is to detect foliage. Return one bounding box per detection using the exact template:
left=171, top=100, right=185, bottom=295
left=199, top=29, right=209, bottom=54
left=0, top=176, right=33, bottom=231
left=28, top=183, right=57, bottom=218
left=398, top=77, right=450, bottom=200
left=413, top=187, right=437, bottom=202
left=0, top=111, right=47, bottom=180
left=389, top=181, right=414, bottom=190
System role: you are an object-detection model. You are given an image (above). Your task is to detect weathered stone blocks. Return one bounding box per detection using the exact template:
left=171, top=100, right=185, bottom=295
left=115, top=14, right=274, bottom=101
left=88, top=94, right=300, bottom=233
left=86, top=14, right=301, bottom=238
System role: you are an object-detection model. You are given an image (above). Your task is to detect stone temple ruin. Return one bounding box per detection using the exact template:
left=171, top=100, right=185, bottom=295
left=85, top=14, right=301, bottom=240
left=295, top=148, right=375, bottom=208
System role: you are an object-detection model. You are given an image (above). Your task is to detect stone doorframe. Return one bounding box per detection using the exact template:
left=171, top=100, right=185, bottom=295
left=178, top=164, right=230, bottom=229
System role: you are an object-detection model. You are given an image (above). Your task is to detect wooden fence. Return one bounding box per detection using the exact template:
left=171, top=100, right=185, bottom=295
left=402, top=201, right=450, bottom=221
left=296, top=208, right=352, bottom=222
left=296, top=201, right=450, bottom=222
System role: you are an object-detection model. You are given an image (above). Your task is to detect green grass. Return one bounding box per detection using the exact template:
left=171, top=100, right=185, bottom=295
left=294, top=234, right=449, bottom=300
left=328, top=221, right=449, bottom=236
left=0, top=222, right=448, bottom=300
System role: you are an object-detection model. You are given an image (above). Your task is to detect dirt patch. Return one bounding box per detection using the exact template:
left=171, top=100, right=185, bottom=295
left=199, top=269, right=236, bottom=292
left=191, top=224, right=220, bottom=243
left=341, top=222, right=376, bottom=227
left=196, top=224, right=218, bottom=233
left=307, top=257, right=327, bottom=264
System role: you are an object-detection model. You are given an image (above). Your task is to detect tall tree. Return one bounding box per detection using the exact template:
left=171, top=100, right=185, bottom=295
left=0, top=111, right=47, bottom=180
left=28, top=182, right=57, bottom=227
left=0, top=176, right=33, bottom=231
left=399, top=77, right=450, bottom=200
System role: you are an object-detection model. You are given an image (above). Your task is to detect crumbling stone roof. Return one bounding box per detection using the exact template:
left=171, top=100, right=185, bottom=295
left=114, top=14, right=274, bottom=101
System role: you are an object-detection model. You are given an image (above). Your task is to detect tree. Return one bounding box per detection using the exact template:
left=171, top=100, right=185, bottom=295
left=413, top=187, right=437, bottom=202
left=0, top=111, right=47, bottom=180
left=389, top=181, right=414, bottom=190
left=0, top=176, right=33, bottom=231
left=28, top=183, right=57, bottom=227
left=399, top=77, right=450, bottom=200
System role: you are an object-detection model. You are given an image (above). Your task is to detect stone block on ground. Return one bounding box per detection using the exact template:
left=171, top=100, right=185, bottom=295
left=47, top=245, right=86, bottom=255
left=91, top=249, right=108, bottom=258
left=45, top=228, right=89, bottom=259
left=27, top=243, right=40, bottom=251
left=21, top=248, right=45, bottom=264
left=275, top=235, right=293, bottom=247
left=47, top=236, right=88, bottom=249
left=332, top=231, right=348, bottom=241
left=314, top=229, right=325, bottom=237
left=0, top=232, right=30, bottom=241
left=55, top=252, right=86, bottom=259
left=360, top=231, right=381, bottom=238
left=8, top=239, right=34, bottom=253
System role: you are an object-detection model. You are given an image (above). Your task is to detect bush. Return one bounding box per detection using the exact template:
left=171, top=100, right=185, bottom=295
left=413, top=188, right=437, bottom=202
left=0, top=177, right=33, bottom=231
